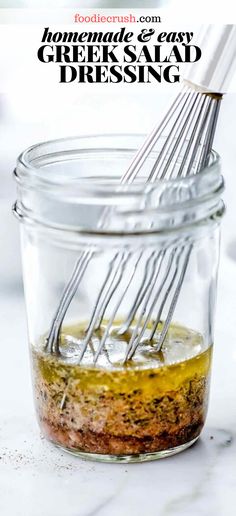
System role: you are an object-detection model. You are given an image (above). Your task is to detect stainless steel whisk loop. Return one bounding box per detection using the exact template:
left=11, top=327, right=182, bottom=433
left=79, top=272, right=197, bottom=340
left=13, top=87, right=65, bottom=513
left=46, top=25, right=236, bottom=362
left=46, top=84, right=222, bottom=361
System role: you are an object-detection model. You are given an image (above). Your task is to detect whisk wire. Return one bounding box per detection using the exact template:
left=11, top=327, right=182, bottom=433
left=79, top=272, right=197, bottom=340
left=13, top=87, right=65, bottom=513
left=46, top=84, right=223, bottom=363
left=121, top=87, right=188, bottom=184
left=125, top=246, right=181, bottom=361
left=155, top=243, right=193, bottom=353
left=123, top=250, right=167, bottom=362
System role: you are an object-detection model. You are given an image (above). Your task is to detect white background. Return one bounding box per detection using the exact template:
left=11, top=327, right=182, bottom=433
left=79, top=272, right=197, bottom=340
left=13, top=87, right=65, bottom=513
left=0, top=9, right=236, bottom=516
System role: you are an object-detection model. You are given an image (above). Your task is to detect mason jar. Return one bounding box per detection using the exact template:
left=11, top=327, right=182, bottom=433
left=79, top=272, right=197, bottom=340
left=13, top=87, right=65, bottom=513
left=13, top=134, right=224, bottom=463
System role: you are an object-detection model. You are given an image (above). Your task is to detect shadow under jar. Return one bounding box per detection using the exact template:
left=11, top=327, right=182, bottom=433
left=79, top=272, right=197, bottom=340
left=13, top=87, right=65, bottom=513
left=14, top=134, right=224, bottom=463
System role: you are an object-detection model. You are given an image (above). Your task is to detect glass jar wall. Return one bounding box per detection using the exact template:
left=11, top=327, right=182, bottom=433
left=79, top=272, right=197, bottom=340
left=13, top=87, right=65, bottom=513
left=14, top=135, right=224, bottom=462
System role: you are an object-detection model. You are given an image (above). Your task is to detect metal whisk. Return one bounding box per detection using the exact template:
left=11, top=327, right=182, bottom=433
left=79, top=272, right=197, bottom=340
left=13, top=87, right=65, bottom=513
left=46, top=25, right=236, bottom=362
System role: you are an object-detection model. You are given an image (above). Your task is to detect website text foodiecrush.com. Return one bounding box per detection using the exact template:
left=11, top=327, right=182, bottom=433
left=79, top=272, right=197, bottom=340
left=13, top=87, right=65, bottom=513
left=74, top=13, right=162, bottom=24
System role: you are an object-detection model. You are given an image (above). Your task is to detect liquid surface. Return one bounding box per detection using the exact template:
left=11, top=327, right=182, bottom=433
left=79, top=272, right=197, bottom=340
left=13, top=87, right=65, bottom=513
left=39, top=320, right=207, bottom=370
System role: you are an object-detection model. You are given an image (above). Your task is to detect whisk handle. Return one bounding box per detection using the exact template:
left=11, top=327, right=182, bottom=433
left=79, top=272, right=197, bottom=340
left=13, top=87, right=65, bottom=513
left=184, top=25, right=236, bottom=94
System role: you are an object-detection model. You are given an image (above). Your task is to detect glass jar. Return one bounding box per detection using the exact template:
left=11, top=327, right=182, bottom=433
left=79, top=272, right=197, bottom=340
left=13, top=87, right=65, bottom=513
left=14, top=134, right=224, bottom=463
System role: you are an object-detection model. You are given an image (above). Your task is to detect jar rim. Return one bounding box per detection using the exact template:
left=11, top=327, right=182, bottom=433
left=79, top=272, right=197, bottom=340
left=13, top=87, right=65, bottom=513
left=14, top=134, right=224, bottom=235
left=15, top=133, right=221, bottom=192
